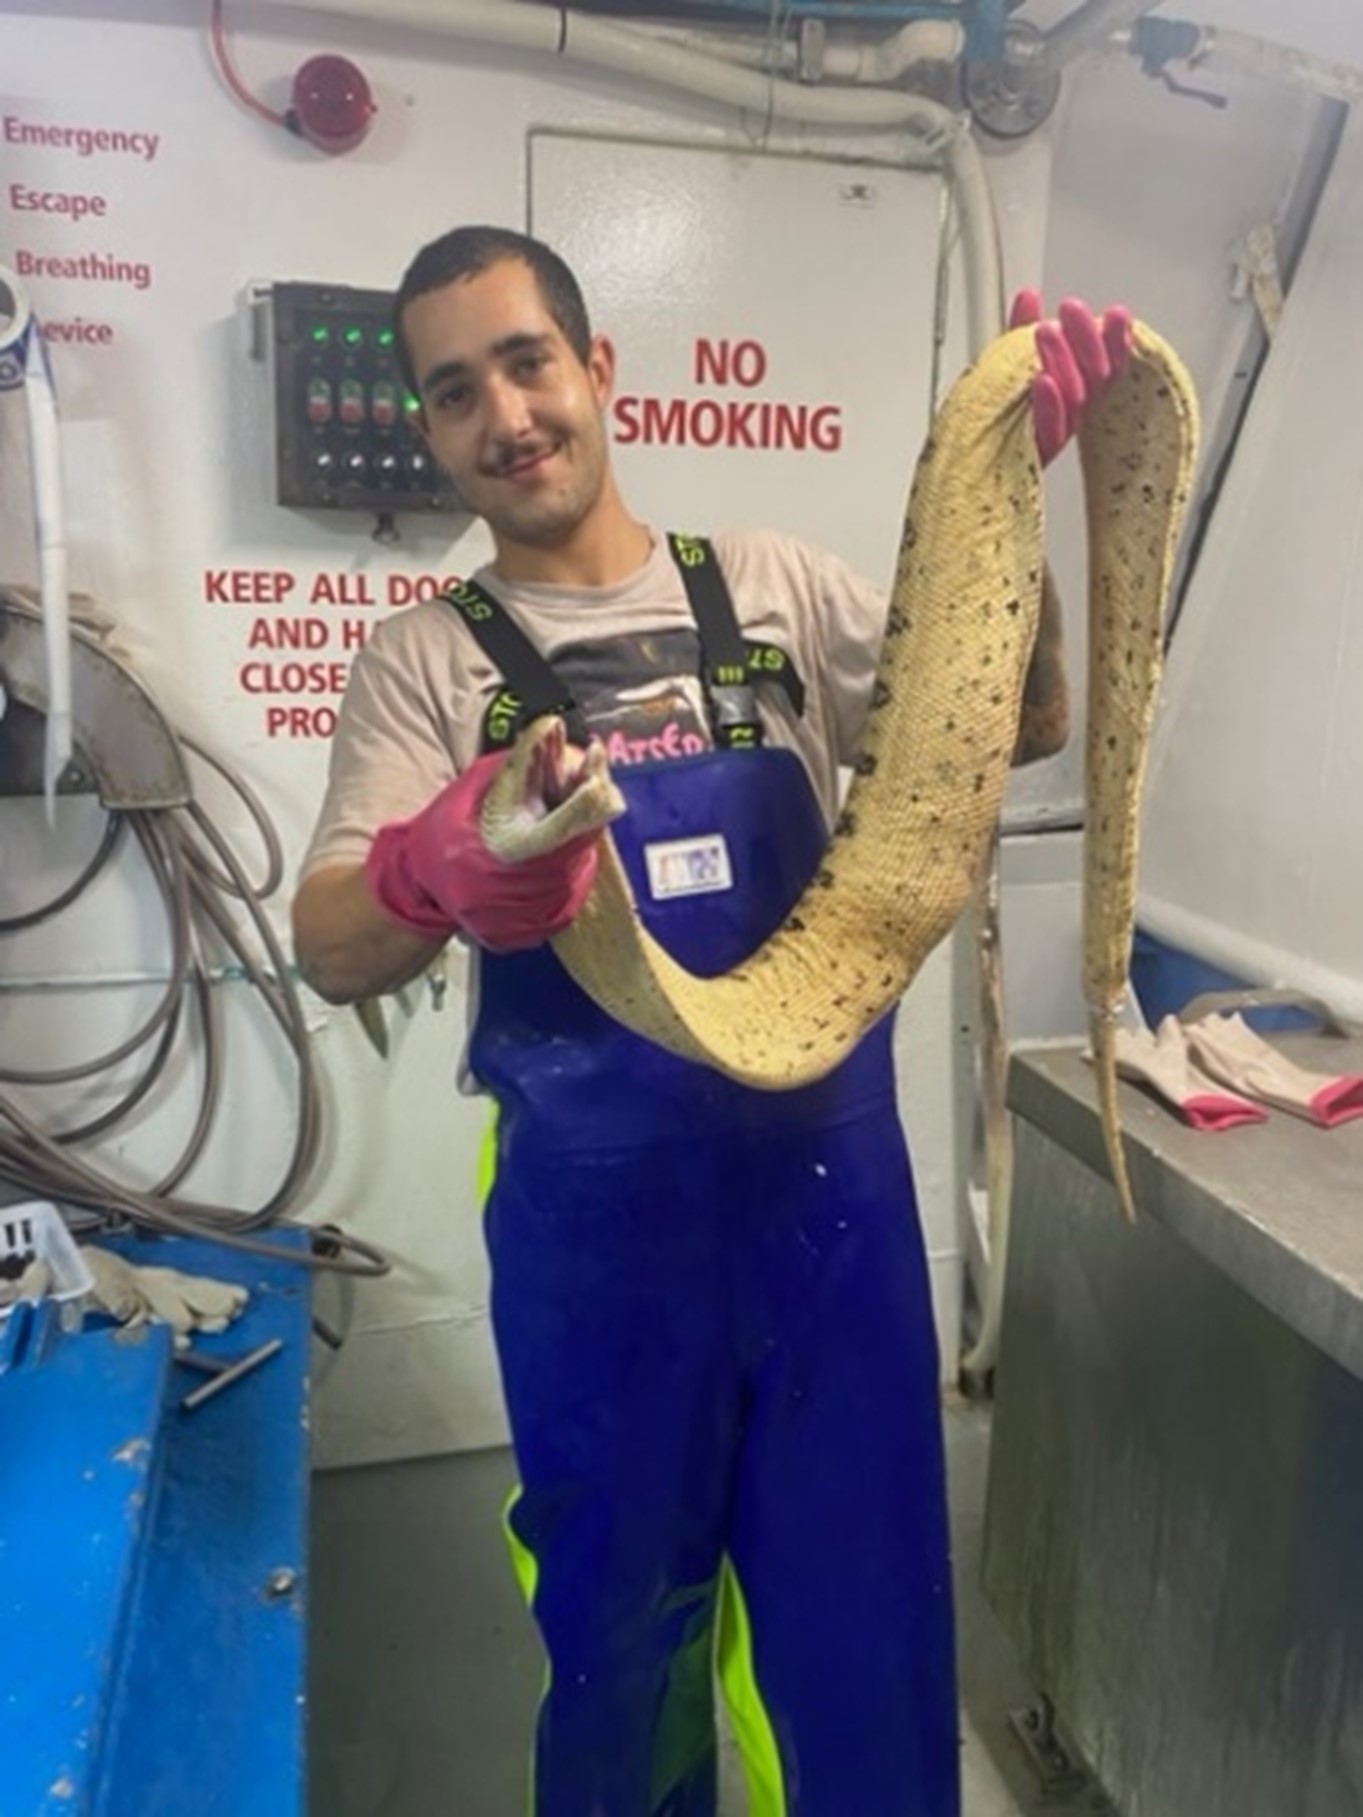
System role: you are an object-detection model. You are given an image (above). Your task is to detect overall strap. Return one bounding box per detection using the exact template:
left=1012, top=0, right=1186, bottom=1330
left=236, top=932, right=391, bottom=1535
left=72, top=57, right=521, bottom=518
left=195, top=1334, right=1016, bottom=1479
left=444, top=543, right=807, bottom=757
left=667, top=535, right=806, bottom=749
left=438, top=575, right=587, bottom=752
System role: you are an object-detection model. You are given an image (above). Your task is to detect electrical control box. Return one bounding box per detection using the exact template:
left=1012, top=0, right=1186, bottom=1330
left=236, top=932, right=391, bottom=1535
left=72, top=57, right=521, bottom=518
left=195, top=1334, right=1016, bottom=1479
left=251, top=280, right=462, bottom=516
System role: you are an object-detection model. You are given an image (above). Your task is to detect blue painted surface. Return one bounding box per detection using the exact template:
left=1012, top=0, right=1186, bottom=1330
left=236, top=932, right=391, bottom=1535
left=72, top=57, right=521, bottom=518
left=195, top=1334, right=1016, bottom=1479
left=0, top=1305, right=172, bottom=1814
left=0, top=1230, right=312, bottom=1816
left=1131, top=926, right=1320, bottom=1033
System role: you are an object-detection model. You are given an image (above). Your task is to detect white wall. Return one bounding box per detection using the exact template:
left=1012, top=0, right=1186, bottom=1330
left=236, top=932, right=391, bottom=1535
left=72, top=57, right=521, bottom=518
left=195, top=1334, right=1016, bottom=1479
left=1141, top=109, right=1363, bottom=1020
left=1004, top=25, right=1328, bottom=828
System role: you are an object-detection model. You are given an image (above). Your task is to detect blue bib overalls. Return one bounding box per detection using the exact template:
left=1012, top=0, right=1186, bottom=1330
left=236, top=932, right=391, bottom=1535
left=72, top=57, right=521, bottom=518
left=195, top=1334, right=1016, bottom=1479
left=450, top=545, right=958, bottom=1817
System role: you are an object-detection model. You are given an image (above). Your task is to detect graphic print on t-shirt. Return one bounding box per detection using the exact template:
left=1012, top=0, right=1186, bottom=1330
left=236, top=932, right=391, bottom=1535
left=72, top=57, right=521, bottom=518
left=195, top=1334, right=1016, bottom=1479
left=549, top=628, right=714, bottom=768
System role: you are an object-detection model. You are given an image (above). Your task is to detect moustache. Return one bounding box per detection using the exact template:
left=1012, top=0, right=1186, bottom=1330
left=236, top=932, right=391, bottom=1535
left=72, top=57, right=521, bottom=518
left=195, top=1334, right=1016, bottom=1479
left=482, top=439, right=561, bottom=479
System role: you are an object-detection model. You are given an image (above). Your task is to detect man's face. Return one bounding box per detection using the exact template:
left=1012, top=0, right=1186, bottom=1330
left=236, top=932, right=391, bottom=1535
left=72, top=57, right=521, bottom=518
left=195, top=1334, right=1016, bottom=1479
left=402, top=258, right=615, bottom=548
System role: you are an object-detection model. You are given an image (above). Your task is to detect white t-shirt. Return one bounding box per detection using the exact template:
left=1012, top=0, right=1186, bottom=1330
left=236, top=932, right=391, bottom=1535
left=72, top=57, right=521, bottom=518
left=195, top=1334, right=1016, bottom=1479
left=301, top=526, right=888, bottom=876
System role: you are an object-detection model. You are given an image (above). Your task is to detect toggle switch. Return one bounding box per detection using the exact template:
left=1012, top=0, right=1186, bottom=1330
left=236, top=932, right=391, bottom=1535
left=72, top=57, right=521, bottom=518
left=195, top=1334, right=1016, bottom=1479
left=370, top=381, right=398, bottom=429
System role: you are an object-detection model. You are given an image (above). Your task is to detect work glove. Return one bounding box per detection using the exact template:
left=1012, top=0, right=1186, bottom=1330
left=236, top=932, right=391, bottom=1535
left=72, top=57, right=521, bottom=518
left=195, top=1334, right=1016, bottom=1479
left=84, top=1246, right=249, bottom=1349
left=1010, top=290, right=1134, bottom=467
left=364, top=722, right=614, bottom=955
left=1105, top=1017, right=1268, bottom=1132
left=1183, top=1013, right=1363, bottom=1129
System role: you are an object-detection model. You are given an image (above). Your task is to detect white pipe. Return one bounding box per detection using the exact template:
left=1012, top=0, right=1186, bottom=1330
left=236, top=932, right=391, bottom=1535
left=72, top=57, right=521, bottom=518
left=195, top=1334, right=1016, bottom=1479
left=261, top=0, right=1002, bottom=351
left=856, top=17, right=966, bottom=84
left=632, top=18, right=966, bottom=85
left=607, top=26, right=797, bottom=76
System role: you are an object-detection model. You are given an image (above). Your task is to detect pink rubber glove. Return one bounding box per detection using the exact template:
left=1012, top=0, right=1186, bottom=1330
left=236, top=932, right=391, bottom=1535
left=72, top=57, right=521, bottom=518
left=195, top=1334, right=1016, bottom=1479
left=364, top=747, right=601, bottom=954
left=1109, top=1019, right=1269, bottom=1132
left=1009, top=290, right=1134, bottom=467
left=1184, top=1014, right=1363, bottom=1130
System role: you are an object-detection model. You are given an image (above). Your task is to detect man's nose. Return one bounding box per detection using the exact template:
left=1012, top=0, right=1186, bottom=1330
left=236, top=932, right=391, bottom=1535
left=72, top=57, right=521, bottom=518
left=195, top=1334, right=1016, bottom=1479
left=484, top=372, right=534, bottom=440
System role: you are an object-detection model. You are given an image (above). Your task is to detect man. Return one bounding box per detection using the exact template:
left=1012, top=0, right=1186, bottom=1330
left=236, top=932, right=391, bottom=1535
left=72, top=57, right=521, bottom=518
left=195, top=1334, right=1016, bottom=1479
left=293, top=225, right=1129, bottom=1816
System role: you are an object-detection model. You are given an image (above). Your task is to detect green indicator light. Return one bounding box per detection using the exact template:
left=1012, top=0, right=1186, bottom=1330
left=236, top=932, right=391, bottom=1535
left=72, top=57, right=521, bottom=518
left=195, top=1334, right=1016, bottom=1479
left=343, top=326, right=364, bottom=347
left=403, top=390, right=420, bottom=413
left=377, top=327, right=395, bottom=348
left=310, top=323, right=330, bottom=344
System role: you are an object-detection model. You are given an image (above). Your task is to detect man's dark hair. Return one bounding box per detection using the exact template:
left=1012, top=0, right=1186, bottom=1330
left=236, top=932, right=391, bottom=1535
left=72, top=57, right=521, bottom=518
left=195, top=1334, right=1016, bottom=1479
left=393, top=225, right=593, bottom=397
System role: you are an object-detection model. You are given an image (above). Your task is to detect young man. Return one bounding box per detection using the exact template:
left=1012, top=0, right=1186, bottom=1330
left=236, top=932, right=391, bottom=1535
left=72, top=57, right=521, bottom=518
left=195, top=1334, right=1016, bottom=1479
left=293, top=226, right=1129, bottom=1816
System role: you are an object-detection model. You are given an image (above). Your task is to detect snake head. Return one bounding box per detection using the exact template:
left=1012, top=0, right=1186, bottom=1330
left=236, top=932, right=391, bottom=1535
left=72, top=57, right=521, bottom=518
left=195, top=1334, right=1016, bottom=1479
left=480, top=715, right=626, bottom=863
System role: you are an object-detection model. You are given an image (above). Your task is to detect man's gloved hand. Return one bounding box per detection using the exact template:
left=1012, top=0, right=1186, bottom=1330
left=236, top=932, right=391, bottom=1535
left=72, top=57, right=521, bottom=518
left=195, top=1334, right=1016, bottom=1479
left=84, top=1247, right=249, bottom=1349
left=1009, top=290, right=1134, bottom=466
left=364, top=730, right=603, bottom=955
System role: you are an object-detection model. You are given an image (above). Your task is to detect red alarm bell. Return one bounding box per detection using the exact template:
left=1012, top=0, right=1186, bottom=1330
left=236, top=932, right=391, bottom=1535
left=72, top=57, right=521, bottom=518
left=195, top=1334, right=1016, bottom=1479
left=290, top=54, right=375, bottom=155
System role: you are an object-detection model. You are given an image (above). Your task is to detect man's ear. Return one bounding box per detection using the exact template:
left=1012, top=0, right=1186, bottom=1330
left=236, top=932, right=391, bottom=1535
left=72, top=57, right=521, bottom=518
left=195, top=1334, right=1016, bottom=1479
left=586, top=333, right=617, bottom=410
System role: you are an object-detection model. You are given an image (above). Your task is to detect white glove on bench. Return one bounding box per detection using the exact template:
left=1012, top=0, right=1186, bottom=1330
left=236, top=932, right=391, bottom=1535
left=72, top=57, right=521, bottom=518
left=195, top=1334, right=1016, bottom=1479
left=84, top=1247, right=249, bottom=1349
left=1109, top=1017, right=1268, bottom=1131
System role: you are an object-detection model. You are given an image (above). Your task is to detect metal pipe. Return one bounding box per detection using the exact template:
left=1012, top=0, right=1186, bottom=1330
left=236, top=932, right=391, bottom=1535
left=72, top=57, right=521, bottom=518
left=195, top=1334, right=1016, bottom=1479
left=180, top=1338, right=284, bottom=1412
left=0, top=968, right=278, bottom=992
left=1044, top=0, right=1161, bottom=71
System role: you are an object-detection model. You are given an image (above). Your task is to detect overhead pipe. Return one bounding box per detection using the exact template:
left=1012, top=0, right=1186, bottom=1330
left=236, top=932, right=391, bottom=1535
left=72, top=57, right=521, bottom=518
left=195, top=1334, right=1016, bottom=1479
left=624, top=17, right=966, bottom=86
left=1042, top=0, right=1162, bottom=72
left=629, top=0, right=962, bottom=22
left=847, top=15, right=966, bottom=82
left=264, top=0, right=944, bottom=127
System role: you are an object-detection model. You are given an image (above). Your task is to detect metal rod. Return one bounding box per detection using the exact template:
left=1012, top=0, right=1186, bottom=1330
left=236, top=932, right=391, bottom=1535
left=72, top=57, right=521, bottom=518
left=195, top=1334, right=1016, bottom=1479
left=180, top=1337, right=283, bottom=1412
left=175, top=1349, right=234, bottom=1376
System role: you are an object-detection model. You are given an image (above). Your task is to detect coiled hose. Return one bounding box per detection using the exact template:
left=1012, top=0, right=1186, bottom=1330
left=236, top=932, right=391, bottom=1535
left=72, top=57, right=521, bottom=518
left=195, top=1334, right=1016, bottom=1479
left=0, top=722, right=388, bottom=1278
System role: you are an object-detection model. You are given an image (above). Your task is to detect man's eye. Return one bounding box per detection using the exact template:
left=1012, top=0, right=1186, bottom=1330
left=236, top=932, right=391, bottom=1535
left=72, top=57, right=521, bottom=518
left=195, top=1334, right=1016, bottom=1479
left=515, top=353, right=548, bottom=379
left=435, top=385, right=470, bottom=411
